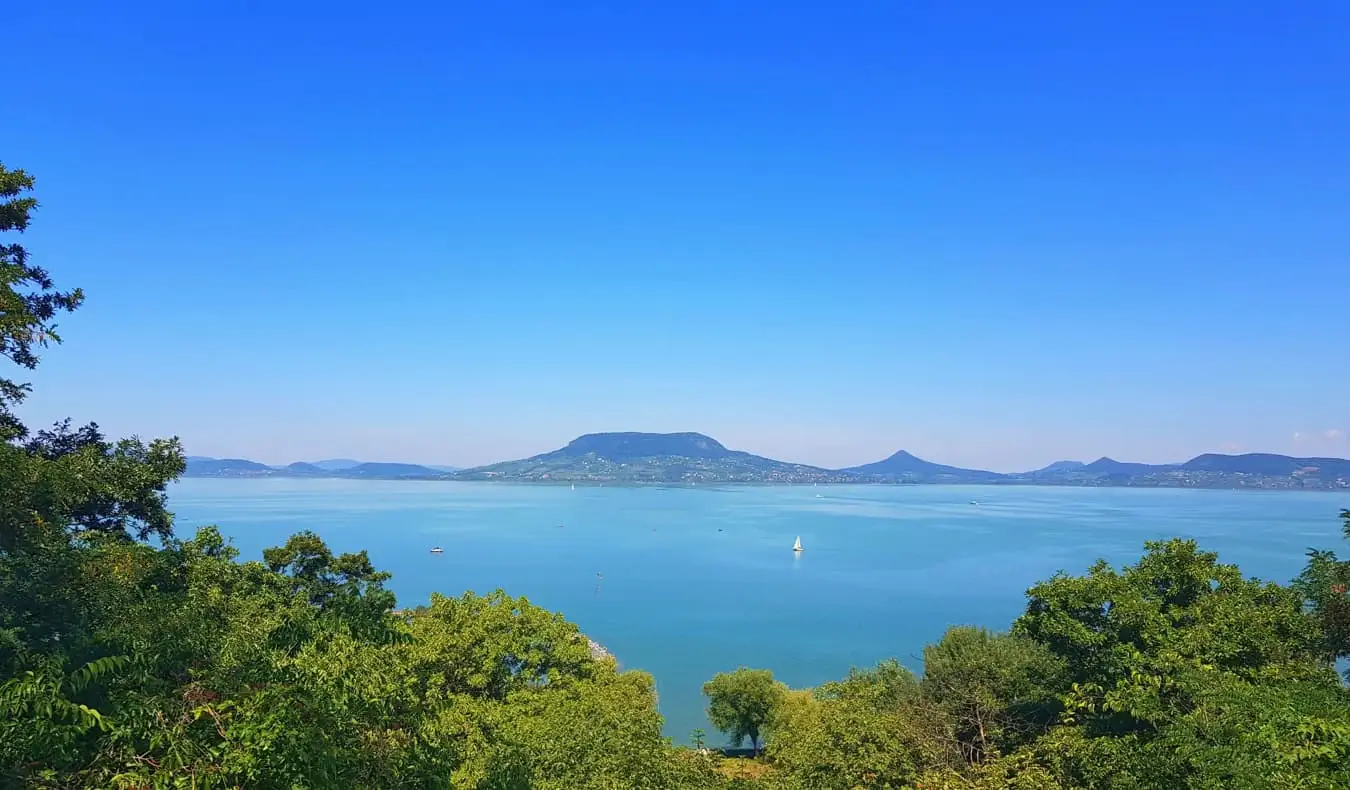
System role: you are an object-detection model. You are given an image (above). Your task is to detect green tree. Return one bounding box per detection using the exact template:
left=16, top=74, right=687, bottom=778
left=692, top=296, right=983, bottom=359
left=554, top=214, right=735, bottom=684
left=262, top=529, right=396, bottom=640
left=912, top=750, right=1066, bottom=790
left=703, top=667, right=785, bottom=756
left=921, top=627, right=1067, bottom=763
left=767, top=661, right=955, bottom=789
left=0, top=163, right=82, bottom=441
left=0, top=164, right=182, bottom=554
left=1015, top=538, right=1326, bottom=691
left=1013, top=537, right=1341, bottom=788
left=1293, top=509, right=1350, bottom=671
left=1153, top=671, right=1350, bottom=789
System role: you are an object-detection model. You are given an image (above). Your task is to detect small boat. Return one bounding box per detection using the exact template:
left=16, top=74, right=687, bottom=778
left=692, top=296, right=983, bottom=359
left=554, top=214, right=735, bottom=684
left=430, top=547, right=444, bottom=554
left=793, top=536, right=803, bottom=552
left=815, top=494, right=823, bottom=498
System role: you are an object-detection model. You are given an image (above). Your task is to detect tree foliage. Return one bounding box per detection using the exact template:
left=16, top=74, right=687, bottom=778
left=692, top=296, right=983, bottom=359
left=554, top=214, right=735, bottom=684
left=921, top=627, right=1067, bottom=762
left=2, top=525, right=721, bottom=788
left=766, top=661, right=956, bottom=789
left=0, top=163, right=83, bottom=441
left=704, top=667, right=786, bottom=756
left=1293, top=509, right=1350, bottom=669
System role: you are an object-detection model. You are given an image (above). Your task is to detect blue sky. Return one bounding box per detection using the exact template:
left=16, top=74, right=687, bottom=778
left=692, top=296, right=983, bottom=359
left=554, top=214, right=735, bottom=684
left=8, top=1, right=1349, bottom=471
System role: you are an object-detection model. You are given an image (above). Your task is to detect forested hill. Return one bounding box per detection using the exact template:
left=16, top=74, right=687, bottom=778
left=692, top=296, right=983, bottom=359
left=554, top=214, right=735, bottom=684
left=451, top=432, right=855, bottom=483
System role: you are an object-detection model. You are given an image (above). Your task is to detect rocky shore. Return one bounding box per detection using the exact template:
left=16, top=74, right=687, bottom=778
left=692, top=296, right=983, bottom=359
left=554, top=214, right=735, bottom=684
left=585, top=636, right=614, bottom=663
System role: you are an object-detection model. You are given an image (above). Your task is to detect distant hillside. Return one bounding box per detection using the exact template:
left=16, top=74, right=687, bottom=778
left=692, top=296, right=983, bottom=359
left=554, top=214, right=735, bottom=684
left=1003, top=452, right=1348, bottom=489
left=1182, top=453, right=1350, bottom=478
left=284, top=462, right=329, bottom=476
left=1025, top=460, right=1086, bottom=478
left=184, top=458, right=277, bottom=477
left=560, top=432, right=732, bottom=460
left=184, top=457, right=446, bottom=480
left=310, top=458, right=362, bottom=471
left=454, top=432, right=854, bottom=484
left=842, top=451, right=1005, bottom=483
left=1083, top=457, right=1168, bottom=476
left=335, top=462, right=444, bottom=479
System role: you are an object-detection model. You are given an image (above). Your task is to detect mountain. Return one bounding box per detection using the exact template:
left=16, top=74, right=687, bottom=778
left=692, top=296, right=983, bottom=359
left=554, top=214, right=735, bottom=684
left=183, top=457, right=444, bottom=479
left=842, top=451, right=1005, bottom=483
left=1006, top=457, right=1171, bottom=485
left=284, top=462, right=329, bottom=476
left=1029, top=460, right=1086, bottom=475
left=185, top=458, right=277, bottom=477
left=1081, top=457, right=1169, bottom=476
left=310, top=458, right=362, bottom=471
left=454, top=432, right=854, bottom=484
left=1004, top=452, right=1350, bottom=489
left=563, top=432, right=732, bottom=460
left=335, top=462, right=445, bottom=479
left=1181, top=453, right=1350, bottom=478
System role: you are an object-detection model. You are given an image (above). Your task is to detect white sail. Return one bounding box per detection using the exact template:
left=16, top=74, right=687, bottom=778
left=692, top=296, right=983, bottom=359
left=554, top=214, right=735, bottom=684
left=793, top=536, right=803, bottom=552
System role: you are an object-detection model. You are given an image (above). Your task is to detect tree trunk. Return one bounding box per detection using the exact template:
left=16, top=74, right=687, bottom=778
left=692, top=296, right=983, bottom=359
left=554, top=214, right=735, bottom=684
left=965, top=706, right=990, bottom=764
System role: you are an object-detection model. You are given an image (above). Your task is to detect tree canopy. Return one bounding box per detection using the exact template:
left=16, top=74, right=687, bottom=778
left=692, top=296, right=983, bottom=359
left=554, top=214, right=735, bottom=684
left=0, top=163, right=82, bottom=441
left=703, top=668, right=786, bottom=756
left=1294, top=509, right=1350, bottom=669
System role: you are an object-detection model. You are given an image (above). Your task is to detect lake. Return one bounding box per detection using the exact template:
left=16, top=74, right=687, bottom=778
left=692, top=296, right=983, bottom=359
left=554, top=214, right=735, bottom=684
left=167, top=479, right=1348, bottom=744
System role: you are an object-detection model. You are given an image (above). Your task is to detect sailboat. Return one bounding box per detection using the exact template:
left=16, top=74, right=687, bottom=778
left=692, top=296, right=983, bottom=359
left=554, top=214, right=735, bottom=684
left=792, top=536, right=803, bottom=552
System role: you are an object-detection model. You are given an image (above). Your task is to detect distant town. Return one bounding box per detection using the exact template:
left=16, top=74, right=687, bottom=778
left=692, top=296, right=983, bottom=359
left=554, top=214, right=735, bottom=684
left=185, top=432, right=1350, bottom=490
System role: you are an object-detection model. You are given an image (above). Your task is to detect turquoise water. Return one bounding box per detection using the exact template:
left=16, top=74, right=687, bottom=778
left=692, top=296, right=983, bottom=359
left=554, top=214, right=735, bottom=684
left=168, top=479, right=1348, bottom=744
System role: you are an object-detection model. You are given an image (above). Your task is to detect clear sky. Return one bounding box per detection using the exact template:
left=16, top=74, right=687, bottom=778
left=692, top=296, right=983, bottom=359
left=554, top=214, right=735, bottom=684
left=8, top=1, right=1349, bottom=472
